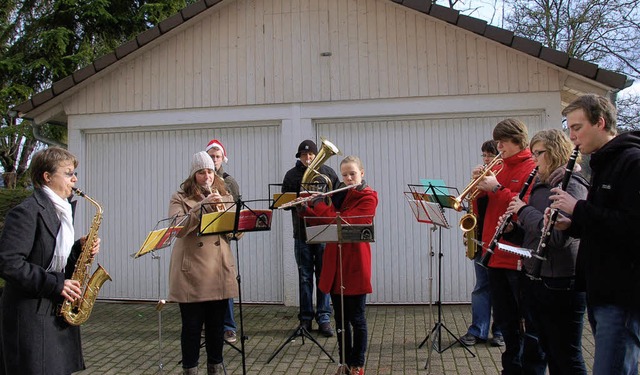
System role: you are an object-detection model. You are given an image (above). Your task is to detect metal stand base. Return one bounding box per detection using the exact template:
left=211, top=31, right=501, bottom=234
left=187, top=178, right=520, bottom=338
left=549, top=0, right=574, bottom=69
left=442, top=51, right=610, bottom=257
left=266, top=323, right=335, bottom=363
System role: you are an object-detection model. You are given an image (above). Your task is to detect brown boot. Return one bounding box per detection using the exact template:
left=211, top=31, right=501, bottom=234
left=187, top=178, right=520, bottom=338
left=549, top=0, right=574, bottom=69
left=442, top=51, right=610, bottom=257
left=207, top=362, right=224, bottom=375
left=183, top=367, right=198, bottom=375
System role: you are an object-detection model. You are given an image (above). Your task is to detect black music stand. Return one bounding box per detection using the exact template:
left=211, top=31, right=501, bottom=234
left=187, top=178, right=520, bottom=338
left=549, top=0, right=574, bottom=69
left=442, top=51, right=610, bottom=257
left=199, top=197, right=273, bottom=375
left=265, top=213, right=342, bottom=363
left=406, top=183, right=475, bottom=370
left=132, top=214, right=189, bottom=374
left=304, top=214, right=374, bottom=373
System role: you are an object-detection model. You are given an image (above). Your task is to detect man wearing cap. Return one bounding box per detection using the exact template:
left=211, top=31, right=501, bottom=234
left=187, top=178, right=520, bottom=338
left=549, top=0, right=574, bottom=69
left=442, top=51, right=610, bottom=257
left=206, top=139, right=240, bottom=344
left=282, top=140, right=340, bottom=337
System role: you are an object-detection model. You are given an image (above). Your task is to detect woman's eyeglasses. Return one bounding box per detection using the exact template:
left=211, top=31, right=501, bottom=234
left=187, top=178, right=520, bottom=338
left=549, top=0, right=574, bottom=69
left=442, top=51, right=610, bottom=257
left=62, top=171, right=78, bottom=178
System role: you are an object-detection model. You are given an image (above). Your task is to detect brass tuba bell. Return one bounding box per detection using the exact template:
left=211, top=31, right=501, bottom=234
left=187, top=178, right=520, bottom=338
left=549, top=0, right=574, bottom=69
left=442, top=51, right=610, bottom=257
left=301, top=138, right=341, bottom=192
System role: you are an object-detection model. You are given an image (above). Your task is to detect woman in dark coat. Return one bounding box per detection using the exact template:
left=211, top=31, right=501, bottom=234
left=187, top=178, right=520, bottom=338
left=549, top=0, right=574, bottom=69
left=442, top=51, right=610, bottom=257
left=0, top=147, right=100, bottom=375
left=502, top=129, right=589, bottom=374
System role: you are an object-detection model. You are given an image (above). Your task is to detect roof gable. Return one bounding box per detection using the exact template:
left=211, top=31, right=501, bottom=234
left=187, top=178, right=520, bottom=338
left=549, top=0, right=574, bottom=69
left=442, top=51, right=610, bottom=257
left=13, top=0, right=627, bottom=117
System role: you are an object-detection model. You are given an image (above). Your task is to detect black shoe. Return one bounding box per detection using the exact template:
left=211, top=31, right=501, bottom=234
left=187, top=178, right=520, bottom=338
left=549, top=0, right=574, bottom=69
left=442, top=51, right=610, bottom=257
left=319, top=322, right=334, bottom=337
left=489, top=335, right=505, bottom=347
left=459, top=333, right=485, bottom=346
left=300, top=320, right=312, bottom=331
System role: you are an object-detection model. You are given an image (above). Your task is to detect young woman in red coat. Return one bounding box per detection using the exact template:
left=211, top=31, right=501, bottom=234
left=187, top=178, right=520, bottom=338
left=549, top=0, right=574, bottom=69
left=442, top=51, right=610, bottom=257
left=300, top=156, right=378, bottom=375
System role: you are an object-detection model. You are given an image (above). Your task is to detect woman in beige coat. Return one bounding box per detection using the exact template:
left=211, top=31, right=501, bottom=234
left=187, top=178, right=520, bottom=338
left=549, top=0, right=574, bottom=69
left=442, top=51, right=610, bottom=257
left=168, top=151, right=239, bottom=375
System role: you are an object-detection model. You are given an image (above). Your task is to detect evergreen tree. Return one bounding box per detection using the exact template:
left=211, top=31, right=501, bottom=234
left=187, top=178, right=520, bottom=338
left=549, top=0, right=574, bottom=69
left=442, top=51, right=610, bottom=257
left=0, top=0, right=195, bottom=188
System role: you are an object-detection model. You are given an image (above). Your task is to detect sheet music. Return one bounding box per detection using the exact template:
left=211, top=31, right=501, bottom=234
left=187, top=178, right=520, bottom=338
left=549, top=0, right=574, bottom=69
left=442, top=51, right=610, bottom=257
left=406, top=199, right=449, bottom=228
left=497, top=243, right=533, bottom=258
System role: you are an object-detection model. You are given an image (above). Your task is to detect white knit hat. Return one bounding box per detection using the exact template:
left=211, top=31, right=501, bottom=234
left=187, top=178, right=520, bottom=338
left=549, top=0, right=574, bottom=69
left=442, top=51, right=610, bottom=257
left=190, top=151, right=216, bottom=176
left=205, top=139, right=228, bottom=163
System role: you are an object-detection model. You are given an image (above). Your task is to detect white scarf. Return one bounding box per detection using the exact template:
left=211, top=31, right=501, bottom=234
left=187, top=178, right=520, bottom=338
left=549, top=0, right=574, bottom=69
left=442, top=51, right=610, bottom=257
left=42, top=186, right=75, bottom=272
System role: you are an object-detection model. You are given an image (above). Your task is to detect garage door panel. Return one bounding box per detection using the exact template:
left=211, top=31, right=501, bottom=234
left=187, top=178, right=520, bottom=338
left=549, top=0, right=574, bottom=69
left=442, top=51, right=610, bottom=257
left=318, top=113, right=544, bottom=303
left=83, top=124, right=282, bottom=302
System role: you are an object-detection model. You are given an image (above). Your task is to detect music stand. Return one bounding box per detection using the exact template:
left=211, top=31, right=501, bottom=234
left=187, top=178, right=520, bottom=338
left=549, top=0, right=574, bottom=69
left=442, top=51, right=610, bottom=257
left=305, top=214, right=373, bottom=373
left=132, top=214, right=188, bottom=374
left=268, top=182, right=326, bottom=209
left=406, top=182, right=475, bottom=369
left=199, top=197, right=273, bottom=375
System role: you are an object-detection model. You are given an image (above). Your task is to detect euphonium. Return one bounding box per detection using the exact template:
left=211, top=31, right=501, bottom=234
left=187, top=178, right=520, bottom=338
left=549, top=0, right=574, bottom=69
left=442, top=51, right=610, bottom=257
left=60, top=187, right=112, bottom=326
left=452, top=152, right=504, bottom=212
left=301, top=138, right=341, bottom=192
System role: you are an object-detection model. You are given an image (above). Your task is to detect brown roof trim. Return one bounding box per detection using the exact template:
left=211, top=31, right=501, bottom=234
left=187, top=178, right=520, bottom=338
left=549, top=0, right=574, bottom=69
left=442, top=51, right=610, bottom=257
left=511, top=36, right=542, bottom=57
left=13, top=0, right=628, bottom=115
left=457, top=14, right=487, bottom=34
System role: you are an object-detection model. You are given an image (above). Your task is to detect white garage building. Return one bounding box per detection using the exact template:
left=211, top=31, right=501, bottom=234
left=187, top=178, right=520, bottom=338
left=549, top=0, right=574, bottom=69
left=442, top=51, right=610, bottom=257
left=13, top=0, right=627, bottom=305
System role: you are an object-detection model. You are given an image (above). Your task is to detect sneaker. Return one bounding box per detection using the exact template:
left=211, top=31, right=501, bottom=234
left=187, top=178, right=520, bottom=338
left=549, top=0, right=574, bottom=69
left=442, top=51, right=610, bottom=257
left=350, top=367, right=365, bottom=375
left=459, top=332, right=485, bottom=346
left=224, top=330, right=237, bottom=343
left=300, top=320, right=312, bottom=332
left=319, top=322, right=334, bottom=337
left=490, top=335, right=505, bottom=347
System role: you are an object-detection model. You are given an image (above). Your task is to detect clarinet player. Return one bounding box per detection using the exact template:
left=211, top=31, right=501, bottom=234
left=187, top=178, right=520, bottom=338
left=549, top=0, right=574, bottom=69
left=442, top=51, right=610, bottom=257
left=501, top=129, right=589, bottom=374
left=549, top=94, right=640, bottom=375
left=473, top=119, right=543, bottom=374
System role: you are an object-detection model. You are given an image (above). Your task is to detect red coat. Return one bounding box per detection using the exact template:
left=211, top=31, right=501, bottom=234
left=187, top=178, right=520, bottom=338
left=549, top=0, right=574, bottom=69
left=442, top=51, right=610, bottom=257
left=481, top=149, right=536, bottom=270
left=303, top=186, right=378, bottom=295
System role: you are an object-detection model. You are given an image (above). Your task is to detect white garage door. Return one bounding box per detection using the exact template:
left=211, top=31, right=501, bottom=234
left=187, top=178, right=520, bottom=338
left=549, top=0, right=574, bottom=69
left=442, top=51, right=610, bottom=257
left=317, top=112, right=545, bottom=303
left=81, top=123, right=283, bottom=302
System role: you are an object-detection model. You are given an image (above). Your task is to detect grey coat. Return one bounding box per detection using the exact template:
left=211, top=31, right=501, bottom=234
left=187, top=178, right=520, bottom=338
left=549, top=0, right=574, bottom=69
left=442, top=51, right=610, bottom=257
left=0, top=188, right=84, bottom=375
left=167, top=190, right=239, bottom=303
left=504, top=167, right=589, bottom=278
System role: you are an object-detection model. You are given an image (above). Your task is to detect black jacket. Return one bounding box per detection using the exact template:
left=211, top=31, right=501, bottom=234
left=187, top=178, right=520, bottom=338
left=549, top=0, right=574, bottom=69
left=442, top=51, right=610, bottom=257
left=504, top=166, right=589, bottom=278
left=282, top=160, right=339, bottom=240
left=0, top=188, right=85, bottom=374
left=570, top=131, right=640, bottom=309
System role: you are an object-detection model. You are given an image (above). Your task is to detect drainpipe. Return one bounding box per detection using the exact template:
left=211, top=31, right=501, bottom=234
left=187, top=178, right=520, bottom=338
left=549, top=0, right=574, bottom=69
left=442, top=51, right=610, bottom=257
left=30, top=119, right=68, bottom=149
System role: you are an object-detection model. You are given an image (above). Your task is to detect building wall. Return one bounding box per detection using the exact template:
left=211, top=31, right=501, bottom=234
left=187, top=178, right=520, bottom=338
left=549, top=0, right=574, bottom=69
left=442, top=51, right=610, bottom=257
left=64, top=0, right=562, bottom=115
left=67, top=93, right=561, bottom=303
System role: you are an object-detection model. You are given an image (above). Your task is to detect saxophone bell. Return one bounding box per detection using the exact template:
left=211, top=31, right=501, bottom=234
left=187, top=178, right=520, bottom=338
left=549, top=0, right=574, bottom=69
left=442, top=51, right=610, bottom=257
left=60, top=188, right=111, bottom=326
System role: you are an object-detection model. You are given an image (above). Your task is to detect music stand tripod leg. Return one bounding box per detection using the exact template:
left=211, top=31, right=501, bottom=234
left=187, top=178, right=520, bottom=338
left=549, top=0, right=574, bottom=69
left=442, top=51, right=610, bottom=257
left=266, top=244, right=335, bottom=364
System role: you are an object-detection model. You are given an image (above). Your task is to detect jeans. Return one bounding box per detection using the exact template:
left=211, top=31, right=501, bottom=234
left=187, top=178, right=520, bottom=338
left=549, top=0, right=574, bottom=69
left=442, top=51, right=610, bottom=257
left=468, top=252, right=501, bottom=340
left=331, top=294, right=367, bottom=367
left=294, top=239, right=331, bottom=324
left=223, top=298, right=236, bottom=332
left=488, top=268, right=546, bottom=375
left=523, top=277, right=587, bottom=375
left=179, top=300, right=227, bottom=369
left=588, top=304, right=640, bottom=375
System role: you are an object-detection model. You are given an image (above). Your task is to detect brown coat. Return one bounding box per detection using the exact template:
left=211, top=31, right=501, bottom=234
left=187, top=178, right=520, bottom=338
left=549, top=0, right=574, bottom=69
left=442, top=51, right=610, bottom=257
left=167, top=190, right=238, bottom=303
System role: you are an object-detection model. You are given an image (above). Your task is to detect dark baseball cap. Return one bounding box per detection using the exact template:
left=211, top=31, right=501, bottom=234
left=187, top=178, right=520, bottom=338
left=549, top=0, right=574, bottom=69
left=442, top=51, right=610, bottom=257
left=295, top=140, right=318, bottom=158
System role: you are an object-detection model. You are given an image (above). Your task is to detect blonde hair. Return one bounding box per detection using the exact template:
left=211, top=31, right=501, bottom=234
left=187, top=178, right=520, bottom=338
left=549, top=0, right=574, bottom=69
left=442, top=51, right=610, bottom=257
left=341, top=155, right=364, bottom=170
left=530, top=129, right=578, bottom=182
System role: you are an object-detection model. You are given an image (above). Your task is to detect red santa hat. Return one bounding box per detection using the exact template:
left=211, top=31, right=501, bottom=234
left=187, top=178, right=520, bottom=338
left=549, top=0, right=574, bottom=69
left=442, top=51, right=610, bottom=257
left=205, top=139, right=228, bottom=163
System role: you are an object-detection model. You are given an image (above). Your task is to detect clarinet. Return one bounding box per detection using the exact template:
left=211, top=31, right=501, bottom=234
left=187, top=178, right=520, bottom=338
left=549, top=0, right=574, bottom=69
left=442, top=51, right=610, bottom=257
left=477, top=166, right=538, bottom=268
left=527, top=146, right=580, bottom=280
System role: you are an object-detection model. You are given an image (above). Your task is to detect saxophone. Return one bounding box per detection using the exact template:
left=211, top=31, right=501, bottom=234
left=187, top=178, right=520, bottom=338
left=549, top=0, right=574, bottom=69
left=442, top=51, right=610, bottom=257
left=59, top=187, right=112, bottom=326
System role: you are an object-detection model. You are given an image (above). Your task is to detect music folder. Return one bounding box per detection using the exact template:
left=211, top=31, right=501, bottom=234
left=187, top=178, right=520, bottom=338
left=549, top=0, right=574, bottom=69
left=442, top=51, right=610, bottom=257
left=199, top=200, right=273, bottom=235
left=269, top=182, right=325, bottom=209
left=133, top=214, right=188, bottom=258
